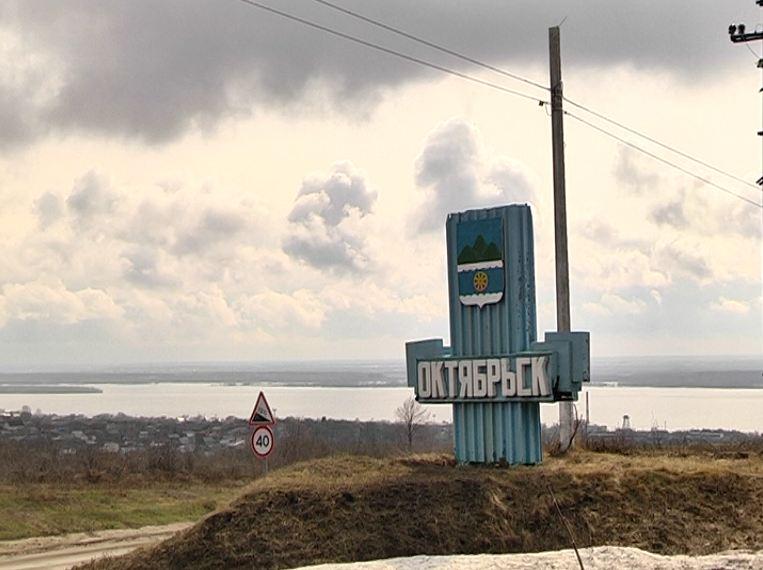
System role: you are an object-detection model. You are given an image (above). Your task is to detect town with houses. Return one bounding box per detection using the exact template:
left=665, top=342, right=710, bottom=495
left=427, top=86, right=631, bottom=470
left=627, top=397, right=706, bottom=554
left=0, top=409, right=252, bottom=455
left=0, top=408, right=756, bottom=455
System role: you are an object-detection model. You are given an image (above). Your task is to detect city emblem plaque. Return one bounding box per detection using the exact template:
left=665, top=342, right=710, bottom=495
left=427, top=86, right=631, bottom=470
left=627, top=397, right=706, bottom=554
left=456, top=218, right=504, bottom=308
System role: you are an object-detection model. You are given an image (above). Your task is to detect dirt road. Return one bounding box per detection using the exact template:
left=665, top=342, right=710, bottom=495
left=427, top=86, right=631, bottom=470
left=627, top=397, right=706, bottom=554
left=0, top=523, right=191, bottom=570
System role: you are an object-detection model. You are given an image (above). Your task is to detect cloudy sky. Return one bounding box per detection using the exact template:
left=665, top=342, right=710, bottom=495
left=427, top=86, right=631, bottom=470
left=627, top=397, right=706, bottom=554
left=0, top=0, right=760, bottom=367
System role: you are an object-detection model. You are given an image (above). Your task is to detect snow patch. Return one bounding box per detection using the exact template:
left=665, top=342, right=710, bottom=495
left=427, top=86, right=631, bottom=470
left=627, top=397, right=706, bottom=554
left=296, top=546, right=763, bottom=570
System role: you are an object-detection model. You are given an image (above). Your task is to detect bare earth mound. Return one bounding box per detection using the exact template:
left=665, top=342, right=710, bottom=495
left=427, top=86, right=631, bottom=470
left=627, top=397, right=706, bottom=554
left=82, top=451, right=763, bottom=570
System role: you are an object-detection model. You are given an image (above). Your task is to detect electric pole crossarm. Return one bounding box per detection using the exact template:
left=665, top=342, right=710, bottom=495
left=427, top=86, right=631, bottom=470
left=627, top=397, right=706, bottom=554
left=730, top=31, right=763, bottom=43
left=728, top=1, right=763, bottom=205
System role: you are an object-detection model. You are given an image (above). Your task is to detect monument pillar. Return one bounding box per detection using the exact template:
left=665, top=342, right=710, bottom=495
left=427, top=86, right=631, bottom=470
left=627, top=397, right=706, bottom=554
left=406, top=205, right=589, bottom=465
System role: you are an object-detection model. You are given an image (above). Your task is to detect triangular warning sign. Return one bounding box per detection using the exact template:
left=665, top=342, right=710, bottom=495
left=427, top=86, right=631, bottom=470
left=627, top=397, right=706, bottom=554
left=248, top=391, right=275, bottom=426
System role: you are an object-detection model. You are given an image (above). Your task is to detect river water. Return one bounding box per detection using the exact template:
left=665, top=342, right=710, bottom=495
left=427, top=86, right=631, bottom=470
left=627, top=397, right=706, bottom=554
left=1, top=384, right=761, bottom=432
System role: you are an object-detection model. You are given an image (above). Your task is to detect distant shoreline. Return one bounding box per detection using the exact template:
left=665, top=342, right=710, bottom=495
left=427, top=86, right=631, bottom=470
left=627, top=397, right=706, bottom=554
left=0, top=379, right=761, bottom=389
left=0, top=385, right=103, bottom=394
left=0, top=377, right=760, bottom=389
left=0, top=360, right=759, bottom=391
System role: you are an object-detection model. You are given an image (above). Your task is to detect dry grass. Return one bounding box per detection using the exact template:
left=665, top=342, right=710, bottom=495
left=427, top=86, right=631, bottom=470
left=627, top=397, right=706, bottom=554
left=0, top=482, right=246, bottom=541
left=82, top=448, right=763, bottom=570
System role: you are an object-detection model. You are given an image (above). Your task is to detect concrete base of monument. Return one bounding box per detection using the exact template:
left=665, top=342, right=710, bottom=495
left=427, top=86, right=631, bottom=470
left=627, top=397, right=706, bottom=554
left=295, top=547, right=763, bottom=570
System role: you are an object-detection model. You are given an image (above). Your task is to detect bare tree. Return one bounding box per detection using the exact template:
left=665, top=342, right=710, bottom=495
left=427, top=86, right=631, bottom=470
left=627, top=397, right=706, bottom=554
left=395, top=397, right=431, bottom=452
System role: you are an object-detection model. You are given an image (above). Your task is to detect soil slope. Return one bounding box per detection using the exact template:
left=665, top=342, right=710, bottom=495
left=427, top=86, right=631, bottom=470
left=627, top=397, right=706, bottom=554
left=82, top=450, right=763, bottom=570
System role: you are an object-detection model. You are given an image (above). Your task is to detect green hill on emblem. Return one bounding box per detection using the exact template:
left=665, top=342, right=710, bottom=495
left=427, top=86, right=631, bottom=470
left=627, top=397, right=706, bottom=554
left=457, top=234, right=501, bottom=264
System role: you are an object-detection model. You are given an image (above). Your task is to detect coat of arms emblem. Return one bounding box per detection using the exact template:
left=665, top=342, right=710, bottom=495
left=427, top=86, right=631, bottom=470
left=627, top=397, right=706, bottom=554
left=456, top=218, right=505, bottom=307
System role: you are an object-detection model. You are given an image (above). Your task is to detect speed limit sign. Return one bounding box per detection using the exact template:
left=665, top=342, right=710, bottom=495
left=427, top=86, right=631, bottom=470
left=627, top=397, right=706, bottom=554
left=250, top=425, right=274, bottom=459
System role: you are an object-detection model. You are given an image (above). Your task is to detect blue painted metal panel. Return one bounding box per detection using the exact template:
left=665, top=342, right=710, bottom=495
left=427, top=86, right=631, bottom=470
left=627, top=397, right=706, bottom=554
left=546, top=331, right=590, bottom=393
left=446, top=205, right=542, bottom=465
left=532, top=331, right=590, bottom=398
left=457, top=267, right=505, bottom=296
left=453, top=401, right=541, bottom=463
left=405, top=339, right=444, bottom=389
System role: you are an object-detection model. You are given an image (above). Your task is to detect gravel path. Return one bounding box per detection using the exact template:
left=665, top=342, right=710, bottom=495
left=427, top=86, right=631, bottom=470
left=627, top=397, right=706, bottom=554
left=0, top=523, right=192, bottom=570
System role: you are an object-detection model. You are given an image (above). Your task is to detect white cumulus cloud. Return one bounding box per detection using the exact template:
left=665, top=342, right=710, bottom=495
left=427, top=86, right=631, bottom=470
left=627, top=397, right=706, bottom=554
left=283, top=161, right=377, bottom=273
left=0, top=279, right=123, bottom=326
left=710, top=296, right=750, bottom=315
left=583, top=293, right=647, bottom=316
left=413, top=118, right=537, bottom=232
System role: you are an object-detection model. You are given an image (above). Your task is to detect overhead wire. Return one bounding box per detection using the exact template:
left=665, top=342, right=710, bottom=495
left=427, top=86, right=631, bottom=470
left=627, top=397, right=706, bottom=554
left=305, top=0, right=762, bottom=201
left=308, top=0, right=759, bottom=195
left=233, top=0, right=761, bottom=209
left=565, top=111, right=763, bottom=209
left=745, top=41, right=760, bottom=60
left=234, top=0, right=548, bottom=105
left=563, top=97, right=762, bottom=192
left=307, top=0, right=549, bottom=93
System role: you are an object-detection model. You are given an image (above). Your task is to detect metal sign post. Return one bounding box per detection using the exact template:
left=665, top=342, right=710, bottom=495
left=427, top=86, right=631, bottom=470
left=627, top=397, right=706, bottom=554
left=248, top=391, right=276, bottom=472
left=405, top=205, right=589, bottom=465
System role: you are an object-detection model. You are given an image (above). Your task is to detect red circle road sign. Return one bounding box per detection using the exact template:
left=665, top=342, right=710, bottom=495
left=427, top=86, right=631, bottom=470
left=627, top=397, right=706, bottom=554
left=250, top=425, right=274, bottom=459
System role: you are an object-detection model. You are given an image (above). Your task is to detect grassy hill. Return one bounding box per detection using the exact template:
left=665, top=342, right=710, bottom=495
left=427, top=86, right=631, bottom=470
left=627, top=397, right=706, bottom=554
left=82, top=448, right=763, bottom=570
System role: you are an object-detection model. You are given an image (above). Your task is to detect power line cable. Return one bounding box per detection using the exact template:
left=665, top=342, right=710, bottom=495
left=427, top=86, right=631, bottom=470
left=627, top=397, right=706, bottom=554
left=566, top=111, right=763, bottom=209
left=308, top=0, right=759, bottom=194
left=744, top=41, right=760, bottom=60
left=234, top=0, right=548, bottom=105
left=564, top=97, right=761, bottom=192
left=307, top=0, right=549, bottom=92
left=233, top=0, right=758, bottom=208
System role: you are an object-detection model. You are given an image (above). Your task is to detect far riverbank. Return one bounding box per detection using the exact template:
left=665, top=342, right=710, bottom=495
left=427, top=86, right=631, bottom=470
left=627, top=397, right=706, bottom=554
left=1, top=384, right=761, bottom=432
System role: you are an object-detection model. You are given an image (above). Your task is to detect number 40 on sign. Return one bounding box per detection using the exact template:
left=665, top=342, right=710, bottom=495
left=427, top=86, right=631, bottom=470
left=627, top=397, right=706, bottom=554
left=250, top=425, right=274, bottom=458
left=248, top=392, right=275, bottom=460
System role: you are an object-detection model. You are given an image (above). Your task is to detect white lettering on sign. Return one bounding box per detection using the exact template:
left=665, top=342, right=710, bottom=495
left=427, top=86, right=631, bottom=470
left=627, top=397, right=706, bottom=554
left=501, top=358, right=516, bottom=397
left=532, top=356, right=551, bottom=397
left=516, top=357, right=532, bottom=397
left=473, top=359, right=487, bottom=397
left=487, top=359, right=501, bottom=397
left=416, top=356, right=552, bottom=401
left=432, top=361, right=446, bottom=398
left=458, top=360, right=472, bottom=398
left=417, top=361, right=431, bottom=398
left=444, top=360, right=458, bottom=399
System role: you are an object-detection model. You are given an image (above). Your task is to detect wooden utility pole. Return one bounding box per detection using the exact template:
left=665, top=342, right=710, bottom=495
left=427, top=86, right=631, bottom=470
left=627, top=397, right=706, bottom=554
left=728, top=2, right=763, bottom=195
left=549, top=26, right=574, bottom=451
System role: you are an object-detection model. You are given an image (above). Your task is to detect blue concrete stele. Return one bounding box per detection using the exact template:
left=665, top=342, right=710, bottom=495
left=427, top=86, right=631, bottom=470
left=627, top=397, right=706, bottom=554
left=405, top=205, right=590, bottom=465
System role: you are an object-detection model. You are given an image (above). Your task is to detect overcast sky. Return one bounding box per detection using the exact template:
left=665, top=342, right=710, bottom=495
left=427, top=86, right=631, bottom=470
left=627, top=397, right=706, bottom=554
left=0, top=0, right=760, bottom=367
